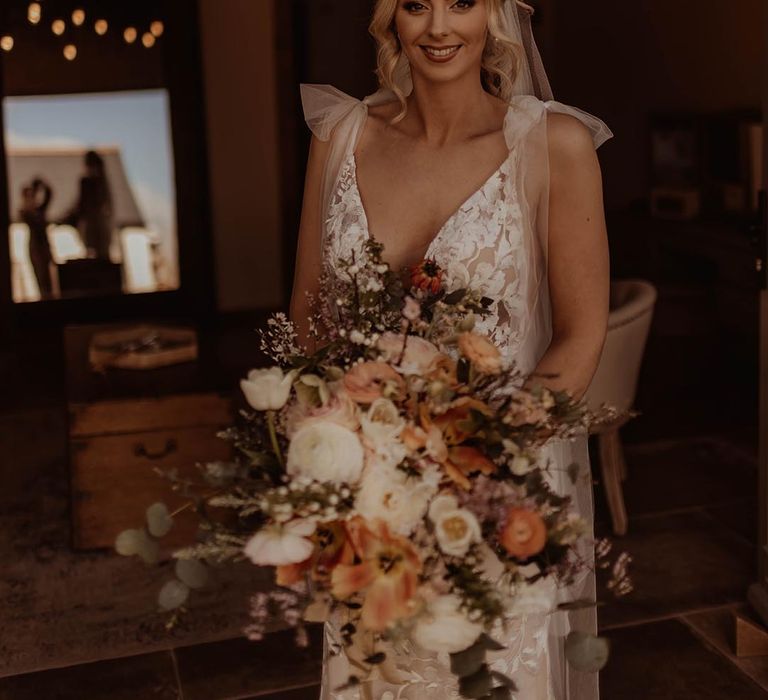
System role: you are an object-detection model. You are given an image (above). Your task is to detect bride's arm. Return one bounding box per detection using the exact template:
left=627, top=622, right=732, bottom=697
left=290, top=134, right=331, bottom=347
left=527, top=113, right=610, bottom=402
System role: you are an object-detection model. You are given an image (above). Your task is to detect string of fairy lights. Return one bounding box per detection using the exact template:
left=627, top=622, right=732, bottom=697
left=0, top=2, right=164, bottom=61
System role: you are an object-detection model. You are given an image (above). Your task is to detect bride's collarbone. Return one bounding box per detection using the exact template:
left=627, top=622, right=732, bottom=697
left=354, top=137, right=508, bottom=253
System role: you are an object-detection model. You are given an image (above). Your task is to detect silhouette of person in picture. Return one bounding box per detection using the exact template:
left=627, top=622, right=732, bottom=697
left=63, top=150, right=114, bottom=261
left=20, top=177, right=53, bottom=298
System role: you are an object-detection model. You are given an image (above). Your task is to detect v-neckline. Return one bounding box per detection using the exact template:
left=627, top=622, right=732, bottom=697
left=348, top=104, right=514, bottom=262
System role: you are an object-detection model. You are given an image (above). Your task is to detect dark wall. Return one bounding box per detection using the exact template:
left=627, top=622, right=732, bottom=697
left=548, top=0, right=763, bottom=211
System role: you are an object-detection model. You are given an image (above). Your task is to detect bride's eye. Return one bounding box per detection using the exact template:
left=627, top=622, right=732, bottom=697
left=453, top=0, right=476, bottom=9
left=403, top=1, right=427, bottom=12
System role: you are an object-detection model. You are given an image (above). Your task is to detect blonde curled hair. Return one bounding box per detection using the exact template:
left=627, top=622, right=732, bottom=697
left=370, top=0, right=526, bottom=123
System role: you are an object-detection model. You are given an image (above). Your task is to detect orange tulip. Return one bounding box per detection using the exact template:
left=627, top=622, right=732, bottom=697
left=432, top=397, right=492, bottom=445
left=500, top=508, right=547, bottom=559
left=331, top=517, right=422, bottom=631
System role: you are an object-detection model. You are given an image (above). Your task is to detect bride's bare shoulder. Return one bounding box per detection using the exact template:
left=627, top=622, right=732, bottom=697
left=366, top=100, right=406, bottom=132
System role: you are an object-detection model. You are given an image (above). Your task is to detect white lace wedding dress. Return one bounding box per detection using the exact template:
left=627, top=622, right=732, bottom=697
left=302, top=83, right=612, bottom=700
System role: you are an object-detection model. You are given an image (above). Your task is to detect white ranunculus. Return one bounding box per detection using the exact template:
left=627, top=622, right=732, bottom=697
left=510, top=577, right=558, bottom=616
left=411, top=594, right=483, bottom=654
left=287, top=421, right=364, bottom=484
left=241, top=367, right=296, bottom=411
left=243, top=519, right=316, bottom=566
left=355, top=464, right=440, bottom=536
left=428, top=494, right=481, bottom=558
left=360, top=398, right=404, bottom=446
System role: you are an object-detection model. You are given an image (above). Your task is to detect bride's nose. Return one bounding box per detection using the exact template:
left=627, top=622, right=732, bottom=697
left=427, top=7, right=450, bottom=39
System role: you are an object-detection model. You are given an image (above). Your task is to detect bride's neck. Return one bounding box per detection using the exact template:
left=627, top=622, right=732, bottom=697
left=405, top=73, right=496, bottom=146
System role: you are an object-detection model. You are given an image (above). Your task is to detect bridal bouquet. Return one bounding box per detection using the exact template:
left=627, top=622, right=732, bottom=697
left=117, top=240, right=631, bottom=699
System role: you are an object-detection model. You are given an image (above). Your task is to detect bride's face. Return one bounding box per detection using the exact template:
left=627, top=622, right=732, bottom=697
left=395, top=0, right=489, bottom=85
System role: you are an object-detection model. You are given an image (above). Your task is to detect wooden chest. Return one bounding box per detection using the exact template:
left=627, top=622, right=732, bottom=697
left=64, top=323, right=242, bottom=551
left=69, top=392, right=233, bottom=550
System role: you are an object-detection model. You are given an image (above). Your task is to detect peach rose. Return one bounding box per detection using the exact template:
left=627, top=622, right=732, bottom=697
left=343, top=361, right=405, bottom=404
left=377, top=333, right=440, bottom=376
left=500, top=508, right=547, bottom=560
left=458, top=332, right=503, bottom=375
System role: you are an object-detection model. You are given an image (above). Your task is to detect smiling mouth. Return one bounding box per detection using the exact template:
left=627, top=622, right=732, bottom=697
left=421, top=45, right=462, bottom=59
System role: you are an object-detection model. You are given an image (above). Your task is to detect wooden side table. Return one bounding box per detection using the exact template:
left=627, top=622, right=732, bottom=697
left=64, top=324, right=235, bottom=550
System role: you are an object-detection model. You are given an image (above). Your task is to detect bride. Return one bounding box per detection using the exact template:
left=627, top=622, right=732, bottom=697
left=290, top=1, right=612, bottom=698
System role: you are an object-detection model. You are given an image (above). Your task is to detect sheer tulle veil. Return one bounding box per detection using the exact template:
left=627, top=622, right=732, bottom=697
left=301, top=2, right=613, bottom=697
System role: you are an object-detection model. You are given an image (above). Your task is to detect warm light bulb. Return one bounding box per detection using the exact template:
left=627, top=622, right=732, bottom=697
left=0, top=36, right=14, bottom=52
left=141, top=32, right=155, bottom=48
left=63, top=44, right=77, bottom=61
left=123, top=27, right=137, bottom=44
left=52, top=19, right=66, bottom=36
left=94, top=19, right=108, bottom=36
left=150, top=20, right=164, bottom=37
left=72, top=9, right=85, bottom=27
left=28, top=2, right=42, bottom=25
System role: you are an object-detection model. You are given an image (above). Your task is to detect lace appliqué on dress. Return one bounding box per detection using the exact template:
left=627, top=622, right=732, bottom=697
left=324, top=149, right=531, bottom=370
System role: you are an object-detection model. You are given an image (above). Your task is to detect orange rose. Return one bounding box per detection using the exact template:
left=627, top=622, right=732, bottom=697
left=458, top=332, right=503, bottom=375
left=500, top=508, right=547, bottom=559
left=343, top=361, right=405, bottom=404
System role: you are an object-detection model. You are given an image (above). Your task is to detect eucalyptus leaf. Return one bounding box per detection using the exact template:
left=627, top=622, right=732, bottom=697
left=135, top=531, right=160, bottom=564
left=565, top=631, right=610, bottom=672
left=444, top=288, right=467, bottom=305
left=450, top=639, right=486, bottom=678
left=175, top=558, right=209, bottom=589
left=114, top=528, right=143, bottom=556
left=458, top=665, right=493, bottom=699
left=158, top=579, right=190, bottom=611
left=146, top=502, right=173, bottom=538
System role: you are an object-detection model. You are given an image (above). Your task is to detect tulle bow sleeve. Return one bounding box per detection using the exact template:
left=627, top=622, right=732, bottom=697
left=300, top=84, right=377, bottom=248
left=300, top=84, right=367, bottom=142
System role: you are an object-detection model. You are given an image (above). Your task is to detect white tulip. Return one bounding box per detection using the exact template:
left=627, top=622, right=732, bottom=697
left=287, top=421, right=365, bottom=484
left=411, top=595, right=483, bottom=654
left=241, top=367, right=296, bottom=411
left=243, top=518, right=316, bottom=566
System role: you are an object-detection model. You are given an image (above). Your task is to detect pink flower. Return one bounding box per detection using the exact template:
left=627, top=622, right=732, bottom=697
left=402, top=296, right=421, bottom=322
left=285, top=385, right=360, bottom=437
left=343, top=361, right=405, bottom=404
left=377, top=333, right=440, bottom=376
left=458, top=333, right=503, bottom=375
